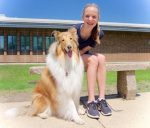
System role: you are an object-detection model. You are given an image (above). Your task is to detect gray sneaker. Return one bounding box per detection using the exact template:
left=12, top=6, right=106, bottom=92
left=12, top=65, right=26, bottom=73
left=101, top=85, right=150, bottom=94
left=97, top=99, right=112, bottom=116
left=86, top=101, right=100, bottom=119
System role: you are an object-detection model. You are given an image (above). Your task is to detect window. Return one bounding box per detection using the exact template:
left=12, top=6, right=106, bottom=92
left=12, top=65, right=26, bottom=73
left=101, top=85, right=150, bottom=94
left=0, top=35, right=4, bottom=54
left=32, top=36, right=43, bottom=54
left=7, top=35, right=17, bottom=55
left=45, top=36, right=55, bottom=53
left=20, top=36, right=30, bottom=54
left=148, top=39, right=150, bottom=45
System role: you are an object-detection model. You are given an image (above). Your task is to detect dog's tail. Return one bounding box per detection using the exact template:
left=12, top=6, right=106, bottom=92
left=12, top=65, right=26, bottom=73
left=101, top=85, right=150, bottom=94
left=5, top=105, right=30, bottom=118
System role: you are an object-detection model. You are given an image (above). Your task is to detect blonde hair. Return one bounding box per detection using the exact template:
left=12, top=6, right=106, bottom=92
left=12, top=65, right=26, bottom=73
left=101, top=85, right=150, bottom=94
left=82, top=3, right=101, bottom=44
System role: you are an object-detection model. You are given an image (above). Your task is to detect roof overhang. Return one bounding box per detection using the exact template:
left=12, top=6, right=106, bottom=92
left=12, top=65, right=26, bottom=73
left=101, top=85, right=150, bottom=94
left=101, top=22, right=150, bottom=32
left=0, top=17, right=150, bottom=32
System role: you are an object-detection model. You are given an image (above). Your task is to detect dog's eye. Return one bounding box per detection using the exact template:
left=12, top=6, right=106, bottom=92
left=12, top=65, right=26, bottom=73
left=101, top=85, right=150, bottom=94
left=70, top=38, right=72, bottom=40
left=62, top=39, right=65, bottom=41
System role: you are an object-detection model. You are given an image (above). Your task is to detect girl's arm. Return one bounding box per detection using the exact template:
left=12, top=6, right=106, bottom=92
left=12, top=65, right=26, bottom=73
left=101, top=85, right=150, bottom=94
left=80, top=46, right=92, bottom=55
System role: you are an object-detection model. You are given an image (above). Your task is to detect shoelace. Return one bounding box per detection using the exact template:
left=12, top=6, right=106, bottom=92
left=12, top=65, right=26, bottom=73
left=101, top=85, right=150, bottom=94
left=87, top=102, right=97, bottom=110
left=100, top=100, right=108, bottom=107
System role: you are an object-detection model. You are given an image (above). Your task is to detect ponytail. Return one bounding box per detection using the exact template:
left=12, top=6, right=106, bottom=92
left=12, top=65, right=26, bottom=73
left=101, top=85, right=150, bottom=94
left=91, top=23, right=100, bottom=44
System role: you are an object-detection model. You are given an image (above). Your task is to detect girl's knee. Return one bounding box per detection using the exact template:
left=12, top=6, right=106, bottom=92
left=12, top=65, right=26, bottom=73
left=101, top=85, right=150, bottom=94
left=87, top=55, right=98, bottom=67
left=97, top=54, right=106, bottom=63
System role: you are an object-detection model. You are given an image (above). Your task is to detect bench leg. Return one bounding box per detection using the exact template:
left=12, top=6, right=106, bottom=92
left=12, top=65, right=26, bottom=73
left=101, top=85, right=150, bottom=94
left=117, top=70, right=136, bottom=100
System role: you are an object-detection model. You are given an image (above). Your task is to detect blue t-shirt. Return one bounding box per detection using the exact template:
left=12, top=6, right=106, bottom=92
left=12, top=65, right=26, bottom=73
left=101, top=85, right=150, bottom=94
left=75, top=23, right=104, bottom=53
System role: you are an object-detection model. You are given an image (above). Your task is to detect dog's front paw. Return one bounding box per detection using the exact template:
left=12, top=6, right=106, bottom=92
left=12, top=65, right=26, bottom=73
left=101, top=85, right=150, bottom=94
left=78, top=108, right=86, bottom=115
left=74, top=117, right=85, bottom=125
left=37, top=113, right=49, bottom=119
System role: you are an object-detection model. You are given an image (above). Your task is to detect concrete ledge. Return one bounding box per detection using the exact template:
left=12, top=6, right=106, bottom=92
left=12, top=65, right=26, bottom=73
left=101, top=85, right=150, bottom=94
left=106, top=62, right=150, bottom=71
left=29, top=66, right=44, bottom=75
left=29, top=62, right=150, bottom=100
left=29, top=62, right=150, bottom=74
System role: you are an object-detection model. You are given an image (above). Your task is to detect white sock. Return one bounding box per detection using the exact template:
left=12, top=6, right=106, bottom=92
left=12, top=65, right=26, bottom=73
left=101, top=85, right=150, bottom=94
left=98, top=97, right=105, bottom=101
left=87, top=100, right=96, bottom=104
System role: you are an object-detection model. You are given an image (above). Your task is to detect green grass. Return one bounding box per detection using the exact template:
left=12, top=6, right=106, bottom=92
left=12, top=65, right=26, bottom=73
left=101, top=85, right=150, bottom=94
left=83, top=71, right=117, bottom=89
left=136, top=69, right=150, bottom=92
left=0, top=64, right=150, bottom=93
left=0, top=64, right=41, bottom=91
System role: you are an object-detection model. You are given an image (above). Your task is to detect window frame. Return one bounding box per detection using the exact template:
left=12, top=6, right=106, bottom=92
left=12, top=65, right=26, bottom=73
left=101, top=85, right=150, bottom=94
left=20, top=35, right=30, bottom=55
left=7, top=35, right=17, bottom=55
left=45, top=36, right=55, bottom=54
left=0, top=35, right=4, bottom=55
left=32, top=35, right=43, bottom=55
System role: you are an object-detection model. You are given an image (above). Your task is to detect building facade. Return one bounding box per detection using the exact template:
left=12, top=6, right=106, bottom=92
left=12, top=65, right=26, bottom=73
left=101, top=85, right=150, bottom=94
left=0, top=16, right=150, bottom=63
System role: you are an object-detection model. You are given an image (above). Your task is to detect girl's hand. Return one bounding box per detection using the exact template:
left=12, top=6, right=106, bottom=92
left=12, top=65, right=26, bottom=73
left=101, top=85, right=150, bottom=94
left=80, top=46, right=92, bottom=55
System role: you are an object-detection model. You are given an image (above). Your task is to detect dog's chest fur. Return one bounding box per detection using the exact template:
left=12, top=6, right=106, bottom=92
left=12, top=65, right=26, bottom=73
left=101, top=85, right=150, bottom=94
left=46, top=52, right=84, bottom=96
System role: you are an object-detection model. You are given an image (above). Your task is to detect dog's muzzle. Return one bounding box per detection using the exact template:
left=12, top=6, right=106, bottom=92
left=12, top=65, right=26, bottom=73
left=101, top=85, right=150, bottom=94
left=65, top=45, right=72, bottom=58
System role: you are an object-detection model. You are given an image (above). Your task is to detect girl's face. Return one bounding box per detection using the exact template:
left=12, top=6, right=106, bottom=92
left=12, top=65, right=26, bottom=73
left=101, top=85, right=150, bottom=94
left=82, top=6, right=99, bottom=29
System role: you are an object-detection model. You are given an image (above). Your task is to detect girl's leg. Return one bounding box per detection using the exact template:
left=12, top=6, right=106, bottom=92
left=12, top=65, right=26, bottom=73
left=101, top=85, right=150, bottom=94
left=82, top=54, right=100, bottom=119
left=96, top=54, right=106, bottom=99
left=96, top=54, right=112, bottom=116
left=82, top=54, right=98, bottom=102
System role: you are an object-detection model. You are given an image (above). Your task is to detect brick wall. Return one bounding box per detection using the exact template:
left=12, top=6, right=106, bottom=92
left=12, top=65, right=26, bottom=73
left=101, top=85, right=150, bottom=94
left=0, top=28, right=150, bottom=63
left=91, top=31, right=150, bottom=62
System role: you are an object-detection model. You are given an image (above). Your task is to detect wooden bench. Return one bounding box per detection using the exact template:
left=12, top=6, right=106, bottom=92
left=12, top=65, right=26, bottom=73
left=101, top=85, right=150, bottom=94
left=29, top=62, right=150, bottom=100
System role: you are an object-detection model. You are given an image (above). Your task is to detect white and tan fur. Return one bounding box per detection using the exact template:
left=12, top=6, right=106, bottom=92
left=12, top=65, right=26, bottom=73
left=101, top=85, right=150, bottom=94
left=5, top=28, right=84, bottom=124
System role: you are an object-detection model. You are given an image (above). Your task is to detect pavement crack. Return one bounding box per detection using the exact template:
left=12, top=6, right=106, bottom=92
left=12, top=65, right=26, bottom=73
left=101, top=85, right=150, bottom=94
left=97, top=119, right=107, bottom=128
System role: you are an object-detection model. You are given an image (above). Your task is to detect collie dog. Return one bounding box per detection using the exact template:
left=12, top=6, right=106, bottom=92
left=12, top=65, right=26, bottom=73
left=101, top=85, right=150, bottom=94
left=31, top=27, right=84, bottom=124
left=6, top=28, right=84, bottom=124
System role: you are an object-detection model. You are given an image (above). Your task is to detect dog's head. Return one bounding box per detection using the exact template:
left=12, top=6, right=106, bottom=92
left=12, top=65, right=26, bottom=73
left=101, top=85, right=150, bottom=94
left=52, top=27, right=79, bottom=58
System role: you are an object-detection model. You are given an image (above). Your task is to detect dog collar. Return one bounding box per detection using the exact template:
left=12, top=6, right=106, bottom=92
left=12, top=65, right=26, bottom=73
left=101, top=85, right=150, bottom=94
left=66, top=72, right=68, bottom=76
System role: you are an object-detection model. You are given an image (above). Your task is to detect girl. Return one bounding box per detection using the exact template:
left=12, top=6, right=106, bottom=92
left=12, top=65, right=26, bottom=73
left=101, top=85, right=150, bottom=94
left=75, top=3, right=112, bottom=119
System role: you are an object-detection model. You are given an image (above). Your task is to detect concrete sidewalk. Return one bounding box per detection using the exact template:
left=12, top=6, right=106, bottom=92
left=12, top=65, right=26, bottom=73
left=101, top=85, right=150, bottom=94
left=0, top=92, right=150, bottom=128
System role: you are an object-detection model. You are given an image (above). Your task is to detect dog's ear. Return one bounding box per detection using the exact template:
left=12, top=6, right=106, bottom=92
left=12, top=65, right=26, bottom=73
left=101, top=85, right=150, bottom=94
left=51, top=30, right=60, bottom=40
left=68, top=27, right=79, bottom=47
left=68, top=27, right=77, bottom=35
left=68, top=27, right=78, bottom=41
